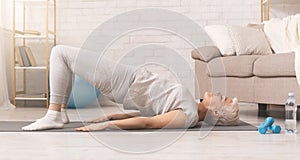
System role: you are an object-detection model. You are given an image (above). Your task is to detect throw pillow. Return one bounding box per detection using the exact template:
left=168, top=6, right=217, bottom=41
left=228, top=25, right=273, bottom=56
left=204, top=25, right=236, bottom=56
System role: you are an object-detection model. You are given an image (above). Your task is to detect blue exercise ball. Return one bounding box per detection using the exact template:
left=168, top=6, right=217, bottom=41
left=68, top=76, right=100, bottom=108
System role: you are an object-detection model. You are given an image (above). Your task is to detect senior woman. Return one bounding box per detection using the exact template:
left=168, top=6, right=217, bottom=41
left=22, top=45, right=239, bottom=131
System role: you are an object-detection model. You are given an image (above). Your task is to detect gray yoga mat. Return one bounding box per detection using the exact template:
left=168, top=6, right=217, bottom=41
left=0, top=120, right=257, bottom=132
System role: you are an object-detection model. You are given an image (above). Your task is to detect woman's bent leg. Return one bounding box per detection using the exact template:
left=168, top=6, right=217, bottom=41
left=22, top=45, right=80, bottom=130
left=22, top=45, right=135, bottom=130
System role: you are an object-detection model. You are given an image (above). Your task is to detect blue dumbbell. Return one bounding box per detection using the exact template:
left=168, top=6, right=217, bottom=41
left=258, top=117, right=281, bottom=134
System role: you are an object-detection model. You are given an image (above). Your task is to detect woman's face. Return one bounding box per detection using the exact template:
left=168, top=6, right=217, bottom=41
left=202, top=92, right=233, bottom=107
left=201, top=92, right=239, bottom=125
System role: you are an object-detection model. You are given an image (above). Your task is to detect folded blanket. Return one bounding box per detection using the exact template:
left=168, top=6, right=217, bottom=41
left=264, top=14, right=300, bottom=85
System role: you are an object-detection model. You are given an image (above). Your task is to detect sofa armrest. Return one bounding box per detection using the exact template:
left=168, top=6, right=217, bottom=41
left=191, top=46, right=222, bottom=62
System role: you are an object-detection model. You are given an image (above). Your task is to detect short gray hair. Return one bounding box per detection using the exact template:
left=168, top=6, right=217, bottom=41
left=204, top=97, right=240, bottom=126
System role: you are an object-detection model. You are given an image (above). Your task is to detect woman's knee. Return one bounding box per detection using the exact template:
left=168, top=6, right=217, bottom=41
left=50, top=45, right=77, bottom=63
left=50, top=45, right=65, bottom=61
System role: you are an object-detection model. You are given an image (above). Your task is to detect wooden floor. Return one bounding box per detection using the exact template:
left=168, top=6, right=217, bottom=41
left=0, top=103, right=299, bottom=160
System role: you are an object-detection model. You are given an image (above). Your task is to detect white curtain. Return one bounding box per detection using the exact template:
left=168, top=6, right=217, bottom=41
left=0, top=0, right=15, bottom=110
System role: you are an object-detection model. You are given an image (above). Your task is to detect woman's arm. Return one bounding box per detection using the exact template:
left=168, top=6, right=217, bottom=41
left=75, top=109, right=187, bottom=131
left=85, top=112, right=141, bottom=123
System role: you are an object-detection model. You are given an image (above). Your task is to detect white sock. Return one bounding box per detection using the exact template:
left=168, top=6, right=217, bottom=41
left=34, top=108, right=70, bottom=124
left=61, top=108, right=70, bottom=124
left=22, top=110, right=64, bottom=131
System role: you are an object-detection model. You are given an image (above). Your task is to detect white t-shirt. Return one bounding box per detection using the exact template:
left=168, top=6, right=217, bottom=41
left=123, top=68, right=199, bottom=128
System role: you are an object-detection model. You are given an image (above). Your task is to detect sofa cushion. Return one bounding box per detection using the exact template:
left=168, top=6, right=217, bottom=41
left=208, top=55, right=261, bottom=77
left=253, top=52, right=295, bottom=77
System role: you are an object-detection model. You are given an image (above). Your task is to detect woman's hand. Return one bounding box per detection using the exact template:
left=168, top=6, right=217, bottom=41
left=75, top=122, right=109, bottom=132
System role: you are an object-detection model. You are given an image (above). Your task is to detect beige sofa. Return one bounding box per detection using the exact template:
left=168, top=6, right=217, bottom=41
left=192, top=46, right=300, bottom=116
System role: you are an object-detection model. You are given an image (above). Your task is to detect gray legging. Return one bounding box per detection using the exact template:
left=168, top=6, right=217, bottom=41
left=49, top=45, right=136, bottom=105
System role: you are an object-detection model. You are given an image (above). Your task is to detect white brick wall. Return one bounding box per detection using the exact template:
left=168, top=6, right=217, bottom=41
left=54, top=0, right=262, bottom=95
left=5, top=0, right=300, bottom=102
left=270, top=0, right=300, bottom=18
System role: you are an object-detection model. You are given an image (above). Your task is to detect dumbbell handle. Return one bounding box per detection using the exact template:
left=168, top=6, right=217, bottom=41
left=263, top=117, right=274, bottom=127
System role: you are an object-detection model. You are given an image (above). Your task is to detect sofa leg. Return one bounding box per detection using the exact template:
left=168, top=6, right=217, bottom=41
left=258, top=103, right=268, bottom=117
